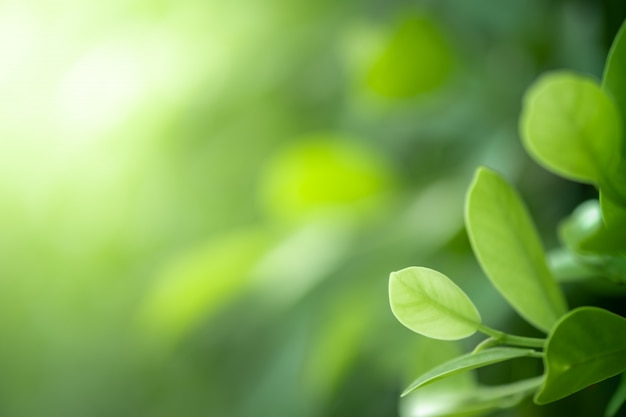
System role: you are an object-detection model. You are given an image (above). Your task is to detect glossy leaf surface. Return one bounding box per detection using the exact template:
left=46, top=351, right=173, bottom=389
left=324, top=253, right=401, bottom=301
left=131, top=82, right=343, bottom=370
left=402, top=347, right=541, bottom=396
left=520, top=71, right=622, bottom=184
left=465, top=167, right=567, bottom=332
left=535, top=307, right=626, bottom=404
left=389, top=267, right=481, bottom=340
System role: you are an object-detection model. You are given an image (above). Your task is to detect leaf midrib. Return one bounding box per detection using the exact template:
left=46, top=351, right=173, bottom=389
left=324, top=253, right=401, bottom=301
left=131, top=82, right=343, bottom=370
left=471, top=181, right=565, bottom=326
left=402, top=278, right=479, bottom=327
left=555, top=345, right=626, bottom=374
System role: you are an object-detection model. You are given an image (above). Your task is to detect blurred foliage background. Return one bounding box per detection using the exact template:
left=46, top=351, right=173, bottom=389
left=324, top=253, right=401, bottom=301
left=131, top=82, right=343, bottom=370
left=1, top=0, right=625, bottom=416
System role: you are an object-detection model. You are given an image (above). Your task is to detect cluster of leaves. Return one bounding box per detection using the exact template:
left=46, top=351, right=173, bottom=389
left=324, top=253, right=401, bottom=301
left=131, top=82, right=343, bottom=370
left=389, top=19, right=626, bottom=417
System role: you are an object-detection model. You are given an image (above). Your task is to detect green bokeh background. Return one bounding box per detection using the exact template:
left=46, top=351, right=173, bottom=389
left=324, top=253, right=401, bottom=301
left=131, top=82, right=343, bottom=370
left=1, top=1, right=624, bottom=416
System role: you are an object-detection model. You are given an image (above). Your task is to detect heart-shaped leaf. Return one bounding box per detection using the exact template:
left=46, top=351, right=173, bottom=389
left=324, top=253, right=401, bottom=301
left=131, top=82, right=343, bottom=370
left=389, top=266, right=481, bottom=340
left=535, top=307, right=626, bottom=404
left=465, top=167, right=567, bottom=333
left=519, top=71, right=622, bottom=185
left=402, top=347, right=542, bottom=396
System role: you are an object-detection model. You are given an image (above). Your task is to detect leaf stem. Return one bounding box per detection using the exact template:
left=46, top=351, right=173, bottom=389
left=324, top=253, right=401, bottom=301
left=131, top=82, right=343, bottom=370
left=477, top=324, right=546, bottom=349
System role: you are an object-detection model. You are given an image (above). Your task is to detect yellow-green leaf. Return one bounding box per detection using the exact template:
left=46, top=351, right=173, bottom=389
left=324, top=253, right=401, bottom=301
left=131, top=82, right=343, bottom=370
left=389, top=267, right=481, bottom=341
left=465, top=167, right=567, bottom=332
left=520, top=72, right=622, bottom=185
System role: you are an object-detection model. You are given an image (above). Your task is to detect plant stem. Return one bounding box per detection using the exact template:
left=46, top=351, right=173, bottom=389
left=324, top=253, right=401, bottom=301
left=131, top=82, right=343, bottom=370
left=477, top=324, right=546, bottom=348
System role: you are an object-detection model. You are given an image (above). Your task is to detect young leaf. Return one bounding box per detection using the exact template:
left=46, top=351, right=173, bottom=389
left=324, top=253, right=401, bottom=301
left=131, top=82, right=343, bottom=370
left=402, top=347, right=542, bottom=396
left=519, top=71, right=622, bottom=185
left=535, top=307, right=626, bottom=404
left=465, top=167, right=567, bottom=333
left=603, top=19, right=626, bottom=125
left=389, top=266, right=481, bottom=340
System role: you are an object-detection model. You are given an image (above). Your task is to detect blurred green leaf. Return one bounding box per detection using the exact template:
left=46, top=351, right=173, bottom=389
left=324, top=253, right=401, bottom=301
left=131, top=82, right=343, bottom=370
left=401, top=376, right=544, bottom=417
left=536, top=307, right=626, bottom=404
left=1, top=2, right=622, bottom=417
left=520, top=72, right=622, bottom=185
left=465, top=166, right=567, bottom=332
left=365, top=14, right=453, bottom=98
left=400, top=339, right=479, bottom=417
left=251, top=215, right=354, bottom=308
left=603, top=19, right=626, bottom=125
left=303, top=294, right=374, bottom=401
left=258, top=134, right=394, bottom=223
left=559, top=197, right=626, bottom=258
left=389, top=266, right=481, bottom=340
left=601, top=19, right=626, bottom=214
left=402, top=347, right=541, bottom=396
left=559, top=199, right=604, bottom=251
left=606, top=373, right=626, bottom=417
left=137, top=229, right=274, bottom=344
left=600, top=191, right=626, bottom=229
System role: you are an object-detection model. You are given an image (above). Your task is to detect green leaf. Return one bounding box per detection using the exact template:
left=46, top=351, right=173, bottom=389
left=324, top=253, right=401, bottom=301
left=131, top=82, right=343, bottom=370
left=400, top=376, right=544, bottom=417
left=389, top=266, right=481, bottom=340
left=559, top=198, right=626, bottom=256
left=519, top=71, right=622, bottom=185
left=547, top=247, right=598, bottom=283
left=599, top=160, right=626, bottom=208
left=366, top=15, right=453, bottom=98
left=601, top=191, right=626, bottom=229
left=559, top=199, right=605, bottom=252
left=258, top=134, right=394, bottom=222
left=580, top=192, right=626, bottom=253
left=535, top=307, right=626, bottom=404
left=402, top=347, right=542, bottom=396
left=606, top=373, right=626, bottom=417
left=465, top=167, right=568, bottom=333
left=136, top=229, right=273, bottom=345
left=603, top=19, right=626, bottom=125
left=601, top=19, right=626, bottom=206
left=399, top=338, right=479, bottom=417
